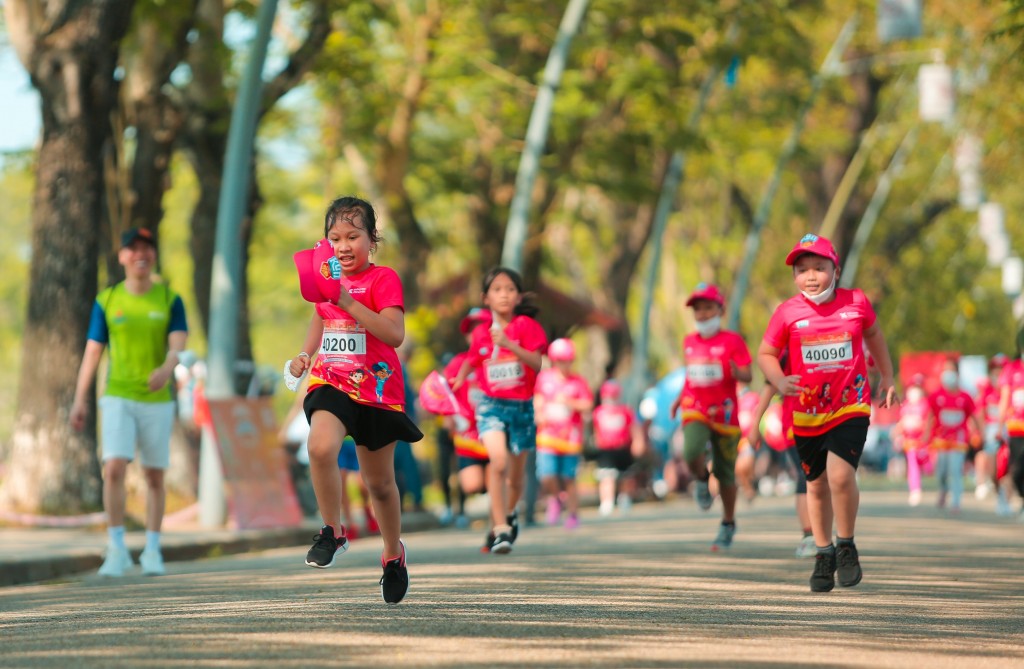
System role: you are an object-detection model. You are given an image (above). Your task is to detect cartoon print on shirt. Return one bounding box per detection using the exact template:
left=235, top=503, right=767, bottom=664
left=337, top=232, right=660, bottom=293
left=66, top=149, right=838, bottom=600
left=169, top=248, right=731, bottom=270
left=853, top=374, right=866, bottom=403
left=348, top=368, right=368, bottom=399
left=841, top=386, right=851, bottom=404
left=722, top=398, right=735, bottom=424
left=799, top=384, right=819, bottom=414
left=818, top=382, right=832, bottom=412
left=371, top=361, right=393, bottom=403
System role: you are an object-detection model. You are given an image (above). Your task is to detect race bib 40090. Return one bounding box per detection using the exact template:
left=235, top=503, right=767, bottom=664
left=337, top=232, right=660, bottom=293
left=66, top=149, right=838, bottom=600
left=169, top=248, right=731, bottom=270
left=799, top=333, right=852, bottom=368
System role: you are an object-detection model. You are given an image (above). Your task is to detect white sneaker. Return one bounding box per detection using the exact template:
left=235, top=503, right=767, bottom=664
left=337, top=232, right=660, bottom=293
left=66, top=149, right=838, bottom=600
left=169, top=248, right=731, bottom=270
left=598, top=500, right=614, bottom=517
left=98, top=545, right=134, bottom=577
left=652, top=479, right=669, bottom=499
left=139, top=548, right=166, bottom=576
left=975, top=483, right=992, bottom=501
left=795, top=535, right=817, bottom=558
left=908, top=489, right=922, bottom=507
left=616, top=493, right=633, bottom=515
left=996, top=490, right=1012, bottom=517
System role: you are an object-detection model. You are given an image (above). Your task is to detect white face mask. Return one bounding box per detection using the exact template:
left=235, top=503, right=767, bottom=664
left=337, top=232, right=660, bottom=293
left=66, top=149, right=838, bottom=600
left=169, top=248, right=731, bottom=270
left=695, top=316, right=721, bottom=338
left=801, top=273, right=837, bottom=305
left=907, top=387, right=924, bottom=403
left=941, top=370, right=959, bottom=390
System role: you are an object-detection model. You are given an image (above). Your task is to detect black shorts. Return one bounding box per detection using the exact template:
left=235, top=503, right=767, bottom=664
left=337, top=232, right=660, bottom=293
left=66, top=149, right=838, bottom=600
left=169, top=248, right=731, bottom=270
left=794, top=417, right=869, bottom=482
left=303, top=384, right=423, bottom=451
left=595, top=447, right=633, bottom=472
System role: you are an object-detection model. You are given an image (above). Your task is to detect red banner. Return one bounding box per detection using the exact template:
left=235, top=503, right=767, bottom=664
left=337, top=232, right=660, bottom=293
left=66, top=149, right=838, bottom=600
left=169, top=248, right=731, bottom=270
left=206, top=397, right=303, bottom=529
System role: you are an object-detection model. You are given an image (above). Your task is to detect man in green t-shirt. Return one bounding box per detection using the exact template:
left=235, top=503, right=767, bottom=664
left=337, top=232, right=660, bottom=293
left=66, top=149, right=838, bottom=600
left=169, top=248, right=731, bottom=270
left=71, top=228, right=188, bottom=577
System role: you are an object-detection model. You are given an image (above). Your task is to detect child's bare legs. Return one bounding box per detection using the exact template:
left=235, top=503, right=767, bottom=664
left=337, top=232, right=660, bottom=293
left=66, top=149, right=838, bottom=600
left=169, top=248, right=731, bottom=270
left=355, top=441, right=402, bottom=559
left=506, top=451, right=529, bottom=516
left=307, top=411, right=347, bottom=531
left=564, top=478, right=579, bottom=516
left=458, top=463, right=487, bottom=496
left=482, top=430, right=511, bottom=530
left=807, top=454, right=859, bottom=546
left=339, top=469, right=356, bottom=531
left=598, top=475, right=617, bottom=509
left=735, top=448, right=756, bottom=501
left=719, top=483, right=737, bottom=523
left=796, top=492, right=810, bottom=530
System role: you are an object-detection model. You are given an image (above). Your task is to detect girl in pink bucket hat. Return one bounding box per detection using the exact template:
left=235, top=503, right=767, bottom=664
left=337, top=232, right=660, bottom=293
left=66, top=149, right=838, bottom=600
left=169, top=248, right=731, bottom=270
left=758, top=233, right=898, bottom=593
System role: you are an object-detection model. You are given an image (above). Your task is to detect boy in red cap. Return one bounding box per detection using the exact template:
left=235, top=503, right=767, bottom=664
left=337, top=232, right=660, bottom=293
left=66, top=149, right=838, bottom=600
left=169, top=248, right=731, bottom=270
left=758, top=233, right=898, bottom=592
left=670, top=282, right=753, bottom=551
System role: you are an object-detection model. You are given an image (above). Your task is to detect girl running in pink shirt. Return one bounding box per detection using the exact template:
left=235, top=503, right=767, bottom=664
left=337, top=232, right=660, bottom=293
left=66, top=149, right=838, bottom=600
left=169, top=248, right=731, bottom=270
left=670, top=283, right=753, bottom=552
left=758, top=234, right=898, bottom=593
left=924, top=358, right=982, bottom=514
left=592, top=380, right=644, bottom=516
left=998, top=328, right=1024, bottom=519
left=534, top=338, right=594, bottom=528
left=453, top=267, right=548, bottom=553
left=893, top=374, right=931, bottom=507
left=286, top=196, right=423, bottom=605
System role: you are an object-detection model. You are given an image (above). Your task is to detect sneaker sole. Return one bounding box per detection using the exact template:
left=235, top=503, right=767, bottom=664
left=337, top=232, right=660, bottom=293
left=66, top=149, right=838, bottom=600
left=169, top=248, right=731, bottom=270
left=305, top=542, right=349, bottom=569
left=490, top=541, right=513, bottom=554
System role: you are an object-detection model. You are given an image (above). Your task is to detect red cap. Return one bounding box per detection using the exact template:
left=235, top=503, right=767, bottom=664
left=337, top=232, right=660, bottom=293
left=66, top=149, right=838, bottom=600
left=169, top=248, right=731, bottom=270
left=294, top=239, right=341, bottom=304
left=459, top=308, right=492, bottom=334
left=686, top=283, right=725, bottom=307
left=785, top=233, right=840, bottom=267
left=548, top=338, right=576, bottom=362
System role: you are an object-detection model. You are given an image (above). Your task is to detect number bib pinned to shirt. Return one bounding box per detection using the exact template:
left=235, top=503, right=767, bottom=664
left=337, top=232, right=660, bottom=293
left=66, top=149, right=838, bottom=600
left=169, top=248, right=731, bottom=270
left=800, top=333, right=853, bottom=368
left=320, top=321, right=367, bottom=368
left=485, top=358, right=525, bottom=390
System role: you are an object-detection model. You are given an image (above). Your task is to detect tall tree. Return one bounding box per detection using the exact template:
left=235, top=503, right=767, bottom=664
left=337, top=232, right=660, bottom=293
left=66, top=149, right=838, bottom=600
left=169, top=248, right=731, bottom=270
left=2, top=0, right=136, bottom=513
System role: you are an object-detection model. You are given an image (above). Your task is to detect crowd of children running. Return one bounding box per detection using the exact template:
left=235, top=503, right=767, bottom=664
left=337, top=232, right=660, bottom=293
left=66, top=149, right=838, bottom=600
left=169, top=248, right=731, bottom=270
left=86, top=193, right=1023, bottom=605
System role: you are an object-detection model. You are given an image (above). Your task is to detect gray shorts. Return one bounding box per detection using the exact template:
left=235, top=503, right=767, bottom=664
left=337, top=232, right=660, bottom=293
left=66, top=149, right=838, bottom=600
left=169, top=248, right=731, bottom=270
left=99, top=396, right=175, bottom=469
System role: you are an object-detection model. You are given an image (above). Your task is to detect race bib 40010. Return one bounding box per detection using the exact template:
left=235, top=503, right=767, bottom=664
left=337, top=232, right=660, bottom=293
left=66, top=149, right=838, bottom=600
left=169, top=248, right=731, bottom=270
left=485, top=359, right=525, bottom=389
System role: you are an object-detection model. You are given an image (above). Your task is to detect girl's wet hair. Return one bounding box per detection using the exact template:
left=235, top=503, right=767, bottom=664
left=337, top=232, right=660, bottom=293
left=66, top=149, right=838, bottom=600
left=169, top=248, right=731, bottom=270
left=324, top=196, right=381, bottom=246
left=482, top=266, right=539, bottom=318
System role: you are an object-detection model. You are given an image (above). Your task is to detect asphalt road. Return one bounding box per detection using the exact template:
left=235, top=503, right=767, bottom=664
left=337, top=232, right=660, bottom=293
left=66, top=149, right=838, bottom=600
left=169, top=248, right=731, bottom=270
left=2, top=490, right=1022, bottom=668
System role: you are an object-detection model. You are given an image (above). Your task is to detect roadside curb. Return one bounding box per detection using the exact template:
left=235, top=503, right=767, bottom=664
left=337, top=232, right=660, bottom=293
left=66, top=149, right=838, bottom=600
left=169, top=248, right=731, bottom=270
left=0, top=511, right=441, bottom=588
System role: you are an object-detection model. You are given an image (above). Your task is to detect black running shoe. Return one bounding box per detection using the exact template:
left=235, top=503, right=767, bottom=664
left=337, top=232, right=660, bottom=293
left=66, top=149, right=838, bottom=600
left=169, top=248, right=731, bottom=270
left=480, top=530, right=495, bottom=554
left=809, top=550, right=836, bottom=592
left=380, top=540, right=409, bottom=605
left=490, top=531, right=514, bottom=554
left=305, top=525, right=348, bottom=568
left=507, top=510, right=519, bottom=544
left=836, top=543, right=862, bottom=588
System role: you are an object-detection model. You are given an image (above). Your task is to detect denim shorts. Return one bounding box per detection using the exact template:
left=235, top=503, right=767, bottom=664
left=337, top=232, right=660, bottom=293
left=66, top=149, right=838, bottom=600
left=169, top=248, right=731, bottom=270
left=536, top=451, right=579, bottom=479
left=475, top=396, right=536, bottom=455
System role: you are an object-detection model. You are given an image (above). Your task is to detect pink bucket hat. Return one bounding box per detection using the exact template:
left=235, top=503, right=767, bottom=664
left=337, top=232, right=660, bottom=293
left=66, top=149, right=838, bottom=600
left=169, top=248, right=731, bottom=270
left=685, top=283, right=725, bottom=307
left=785, top=233, right=840, bottom=267
left=293, top=239, right=341, bottom=304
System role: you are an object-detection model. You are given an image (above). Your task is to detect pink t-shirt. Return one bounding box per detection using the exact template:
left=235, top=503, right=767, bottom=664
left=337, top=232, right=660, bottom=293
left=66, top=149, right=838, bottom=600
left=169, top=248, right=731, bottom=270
left=307, top=264, right=406, bottom=411
left=763, top=288, right=876, bottom=437
left=593, top=403, right=636, bottom=449
left=928, top=388, right=975, bottom=448
left=534, top=368, right=592, bottom=454
left=466, top=315, right=548, bottom=401
left=998, top=359, right=1024, bottom=437
left=976, top=384, right=1001, bottom=425
left=898, top=396, right=930, bottom=445
left=444, top=352, right=486, bottom=459
left=737, top=389, right=761, bottom=436
left=678, top=330, right=752, bottom=434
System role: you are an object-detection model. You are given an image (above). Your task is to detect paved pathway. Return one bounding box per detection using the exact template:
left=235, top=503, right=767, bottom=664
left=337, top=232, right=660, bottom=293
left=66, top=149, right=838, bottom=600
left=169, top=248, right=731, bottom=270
left=2, top=491, right=1022, bottom=668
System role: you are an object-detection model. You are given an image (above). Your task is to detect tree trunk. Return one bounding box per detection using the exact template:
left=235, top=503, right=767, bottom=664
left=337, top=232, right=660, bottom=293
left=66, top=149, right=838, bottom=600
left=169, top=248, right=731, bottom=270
left=1, top=0, right=136, bottom=513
